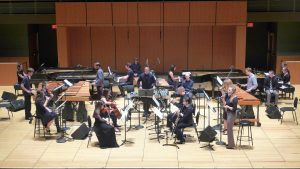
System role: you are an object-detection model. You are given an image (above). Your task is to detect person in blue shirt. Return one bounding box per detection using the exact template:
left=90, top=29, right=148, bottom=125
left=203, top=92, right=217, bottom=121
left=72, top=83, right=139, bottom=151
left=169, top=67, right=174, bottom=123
left=137, top=66, right=156, bottom=116
left=118, top=63, right=134, bottom=96
left=182, top=73, right=194, bottom=92
left=94, top=62, right=104, bottom=98
left=130, top=58, right=142, bottom=77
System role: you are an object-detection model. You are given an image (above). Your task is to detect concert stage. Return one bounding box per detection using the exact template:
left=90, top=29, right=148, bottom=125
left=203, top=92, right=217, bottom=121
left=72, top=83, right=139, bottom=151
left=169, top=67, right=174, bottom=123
left=0, top=85, right=299, bottom=168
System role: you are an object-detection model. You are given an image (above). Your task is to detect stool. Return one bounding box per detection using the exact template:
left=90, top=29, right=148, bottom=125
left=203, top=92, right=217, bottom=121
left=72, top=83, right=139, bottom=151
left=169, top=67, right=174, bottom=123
left=34, top=115, right=46, bottom=139
left=236, top=120, right=253, bottom=147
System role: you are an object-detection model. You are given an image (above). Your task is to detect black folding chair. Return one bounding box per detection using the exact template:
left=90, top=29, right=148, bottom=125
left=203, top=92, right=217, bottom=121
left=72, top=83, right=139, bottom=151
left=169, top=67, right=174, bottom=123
left=280, top=97, right=298, bottom=125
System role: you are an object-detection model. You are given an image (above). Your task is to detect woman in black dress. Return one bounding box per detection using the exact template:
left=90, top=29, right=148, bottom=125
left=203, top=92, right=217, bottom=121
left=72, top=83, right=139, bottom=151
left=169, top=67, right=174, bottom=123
left=93, top=102, right=119, bottom=148
left=35, top=90, right=61, bottom=133
left=223, top=85, right=238, bottom=149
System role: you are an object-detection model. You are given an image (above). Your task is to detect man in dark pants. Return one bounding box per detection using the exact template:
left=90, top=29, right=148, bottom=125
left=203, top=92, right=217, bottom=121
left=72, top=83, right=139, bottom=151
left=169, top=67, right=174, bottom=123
left=167, top=86, right=193, bottom=131
left=118, top=63, right=134, bottom=96
left=130, top=58, right=142, bottom=77
left=137, top=66, right=156, bottom=117
left=174, top=96, right=194, bottom=144
left=94, top=62, right=104, bottom=99
left=21, top=68, right=34, bottom=120
left=264, top=70, right=279, bottom=106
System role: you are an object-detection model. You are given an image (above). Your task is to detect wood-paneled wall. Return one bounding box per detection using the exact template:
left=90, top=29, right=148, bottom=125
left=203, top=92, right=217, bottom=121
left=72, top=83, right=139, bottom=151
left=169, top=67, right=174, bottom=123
left=56, top=1, right=247, bottom=72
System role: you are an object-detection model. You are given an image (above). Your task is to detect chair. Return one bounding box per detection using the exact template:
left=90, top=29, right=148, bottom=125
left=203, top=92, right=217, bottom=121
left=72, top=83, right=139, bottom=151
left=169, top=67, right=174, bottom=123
left=125, top=85, right=135, bottom=94
left=182, top=106, right=200, bottom=143
left=279, top=84, right=295, bottom=99
left=14, top=83, right=22, bottom=96
left=33, top=114, right=46, bottom=139
left=236, top=109, right=253, bottom=147
left=280, top=97, right=298, bottom=125
left=87, top=115, right=94, bottom=148
left=0, top=92, right=17, bottom=119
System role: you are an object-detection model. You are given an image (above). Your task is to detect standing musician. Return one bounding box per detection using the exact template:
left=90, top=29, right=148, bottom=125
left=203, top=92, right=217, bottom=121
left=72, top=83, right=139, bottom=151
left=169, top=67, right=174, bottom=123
left=137, top=66, right=156, bottom=117
left=94, top=62, right=104, bottom=98
left=130, top=58, right=142, bottom=77
left=264, top=70, right=279, bottom=106
left=223, top=85, right=238, bottom=149
left=101, top=89, right=121, bottom=131
left=17, top=63, right=25, bottom=84
left=167, top=64, right=180, bottom=88
left=93, top=101, right=119, bottom=148
left=118, top=63, right=134, bottom=97
left=167, top=86, right=192, bottom=131
left=182, top=73, right=194, bottom=92
left=220, top=78, right=233, bottom=135
left=35, top=90, right=61, bottom=133
left=21, top=68, right=34, bottom=120
left=174, top=96, right=194, bottom=144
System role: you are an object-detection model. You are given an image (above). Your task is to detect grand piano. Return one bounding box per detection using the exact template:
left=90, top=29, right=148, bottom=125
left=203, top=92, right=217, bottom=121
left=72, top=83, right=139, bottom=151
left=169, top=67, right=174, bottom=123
left=31, top=67, right=113, bottom=86
left=182, top=69, right=266, bottom=98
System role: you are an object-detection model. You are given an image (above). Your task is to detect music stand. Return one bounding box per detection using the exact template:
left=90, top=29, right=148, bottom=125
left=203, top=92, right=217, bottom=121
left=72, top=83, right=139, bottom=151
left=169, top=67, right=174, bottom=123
left=120, top=101, right=134, bottom=146
left=56, top=101, right=73, bottom=143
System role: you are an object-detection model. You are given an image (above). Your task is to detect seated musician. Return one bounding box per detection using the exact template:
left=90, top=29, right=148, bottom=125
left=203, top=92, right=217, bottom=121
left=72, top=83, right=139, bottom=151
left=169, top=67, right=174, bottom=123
left=182, top=73, right=194, bottom=92
left=167, top=86, right=192, bottom=131
left=118, top=63, right=134, bottom=97
left=174, top=96, right=194, bottom=144
left=93, top=102, right=119, bottom=148
left=167, top=64, right=180, bottom=88
left=35, top=90, right=61, bottom=133
left=220, top=78, right=233, bottom=134
left=130, top=58, right=142, bottom=77
left=264, top=70, right=279, bottom=106
left=280, top=68, right=290, bottom=85
left=101, top=89, right=121, bottom=130
left=223, top=85, right=238, bottom=149
left=240, top=67, right=258, bottom=95
left=137, top=66, right=156, bottom=117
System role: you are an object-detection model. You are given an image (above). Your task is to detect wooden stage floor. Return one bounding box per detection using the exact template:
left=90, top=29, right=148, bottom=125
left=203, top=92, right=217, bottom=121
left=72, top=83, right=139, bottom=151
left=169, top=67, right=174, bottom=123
left=0, top=86, right=300, bottom=168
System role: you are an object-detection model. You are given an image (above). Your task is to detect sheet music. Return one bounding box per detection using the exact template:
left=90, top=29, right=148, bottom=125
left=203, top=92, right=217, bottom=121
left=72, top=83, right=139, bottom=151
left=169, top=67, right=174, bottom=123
left=182, top=72, right=191, bottom=76
left=120, top=100, right=134, bottom=122
left=216, top=76, right=223, bottom=86
left=170, top=103, right=180, bottom=113
left=63, top=79, right=73, bottom=87
left=152, top=95, right=160, bottom=107
left=108, top=66, right=112, bottom=75
left=280, top=85, right=288, bottom=89
left=152, top=107, right=163, bottom=119
left=264, top=73, right=269, bottom=76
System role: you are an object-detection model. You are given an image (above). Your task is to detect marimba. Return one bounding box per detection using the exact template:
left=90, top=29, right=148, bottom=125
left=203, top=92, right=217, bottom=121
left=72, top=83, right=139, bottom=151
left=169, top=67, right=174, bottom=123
left=235, top=86, right=261, bottom=126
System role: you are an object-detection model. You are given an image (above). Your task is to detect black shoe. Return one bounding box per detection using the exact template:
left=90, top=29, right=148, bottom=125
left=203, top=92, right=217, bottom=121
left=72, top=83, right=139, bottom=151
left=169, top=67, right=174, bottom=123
left=115, top=124, right=121, bottom=128
left=177, top=140, right=185, bottom=144
left=25, top=116, right=33, bottom=120
left=226, top=146, right=234, bottom=149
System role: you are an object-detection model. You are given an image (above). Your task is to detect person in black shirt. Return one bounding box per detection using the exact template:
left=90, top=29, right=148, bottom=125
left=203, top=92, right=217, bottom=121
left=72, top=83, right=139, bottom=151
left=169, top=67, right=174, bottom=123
left=281, top=68, right=290, bottom=84
left=182, top=73, right=194, bottom=92
left=167, top=64, right=180, bottom=88
left=137, top=66, right=156, bottom=116
left=264, top=70, right=279, bottom=106
left=224, top=85, right=238, bottom=149
left=21, top=68, right=34, bottom=120
left=118, top=63, right=134, bottom=96
left=35, top=90, right=61, bottom=133
left=167, top=86, right=192, bottom=131
left=130, top=58, right=142, bottom=77
left=93, top=101, right=119, bottom=148
left=174, top=96, right=194, bottom=144
left=17, top=64, right=25, bottom=84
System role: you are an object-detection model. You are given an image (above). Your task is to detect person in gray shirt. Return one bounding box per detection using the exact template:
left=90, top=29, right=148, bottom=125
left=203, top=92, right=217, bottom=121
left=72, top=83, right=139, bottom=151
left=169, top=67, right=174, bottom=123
left=241, top=67, right=258, bottom=95
left=94, top=62, right=104, bottom=98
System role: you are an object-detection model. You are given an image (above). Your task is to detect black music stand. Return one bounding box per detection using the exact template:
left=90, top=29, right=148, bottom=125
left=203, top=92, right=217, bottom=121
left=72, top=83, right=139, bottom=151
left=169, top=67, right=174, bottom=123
left=56, top=101, right=73, bottom=143
left=120, top=102, right=134, bottom=146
